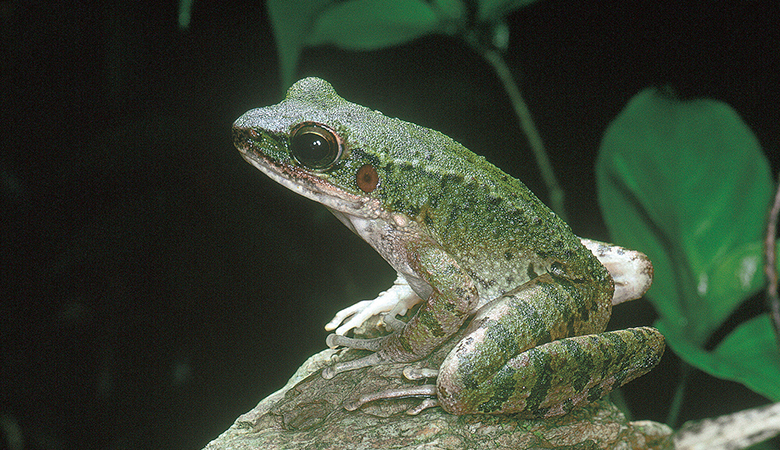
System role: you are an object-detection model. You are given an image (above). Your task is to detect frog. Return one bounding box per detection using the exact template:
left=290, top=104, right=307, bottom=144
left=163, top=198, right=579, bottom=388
left=232, top=77, right=664, bottom=418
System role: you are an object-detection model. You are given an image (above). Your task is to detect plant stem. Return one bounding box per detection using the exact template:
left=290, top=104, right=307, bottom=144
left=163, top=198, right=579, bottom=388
left=765, top=174, right=780, bottom=349
left=479, top=48, right=567, bottom=221
left=665, top=363, right=691, bottom=427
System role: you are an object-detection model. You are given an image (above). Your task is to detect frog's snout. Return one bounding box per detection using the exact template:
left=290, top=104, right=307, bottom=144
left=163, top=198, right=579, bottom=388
left=232, top=126, right=258, bottom=153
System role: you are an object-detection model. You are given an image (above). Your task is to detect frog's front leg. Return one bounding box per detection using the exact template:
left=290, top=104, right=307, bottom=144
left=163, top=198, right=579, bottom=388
left=324, top=273, right=421, bottom=336
left=323, top=242, right=479, bottom=379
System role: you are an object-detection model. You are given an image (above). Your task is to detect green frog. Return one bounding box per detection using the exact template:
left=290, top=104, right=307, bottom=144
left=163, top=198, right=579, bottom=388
left=233, top=77, right=664, bottom=418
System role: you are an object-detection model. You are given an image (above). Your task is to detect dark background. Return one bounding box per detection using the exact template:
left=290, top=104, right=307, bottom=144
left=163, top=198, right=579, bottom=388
left=1, top=1, right=778, bottom=449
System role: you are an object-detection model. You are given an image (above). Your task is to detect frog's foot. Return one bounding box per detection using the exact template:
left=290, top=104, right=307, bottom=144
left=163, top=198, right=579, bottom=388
left=322, top=333, right=392, bottom=379
left=344, top=366, right=441, bottom=414
left=344, top=384, right=439, bottom=414
left=322, top=351, right=386, bottom=379
left=323, top=329, right=433, bottom=381
left=324, top=274, right=421, bottom=335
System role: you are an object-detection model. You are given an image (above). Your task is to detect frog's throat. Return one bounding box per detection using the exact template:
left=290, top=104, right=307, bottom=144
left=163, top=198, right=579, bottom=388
left=239, top=146, right=383, bottom=219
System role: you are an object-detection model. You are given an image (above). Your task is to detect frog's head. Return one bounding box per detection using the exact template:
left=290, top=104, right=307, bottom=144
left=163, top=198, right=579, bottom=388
left=233, top=77, right=386, bottom=217
left=233, top=77, right=478, bottom=220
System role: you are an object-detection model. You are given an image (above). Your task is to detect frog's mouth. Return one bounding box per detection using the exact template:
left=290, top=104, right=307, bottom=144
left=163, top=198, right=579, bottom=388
left=233, top=126, right=382, bottom=219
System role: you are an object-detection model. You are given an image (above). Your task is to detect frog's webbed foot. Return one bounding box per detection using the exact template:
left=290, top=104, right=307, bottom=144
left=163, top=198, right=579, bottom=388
left=406, top=398, right=440, bottom=415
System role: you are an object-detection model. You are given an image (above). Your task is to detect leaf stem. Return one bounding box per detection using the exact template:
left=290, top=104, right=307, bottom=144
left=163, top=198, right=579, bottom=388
left=478, top=48, right=567, bottom=221
left=764, top=173, right=780, bottom=349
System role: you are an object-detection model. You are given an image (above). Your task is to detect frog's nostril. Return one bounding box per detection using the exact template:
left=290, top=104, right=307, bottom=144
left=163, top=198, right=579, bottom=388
left=232, top=129, right=252, bottom=148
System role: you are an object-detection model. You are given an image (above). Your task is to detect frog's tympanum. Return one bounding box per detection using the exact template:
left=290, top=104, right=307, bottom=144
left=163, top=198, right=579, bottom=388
left=233, top=78, right=664, bottom=418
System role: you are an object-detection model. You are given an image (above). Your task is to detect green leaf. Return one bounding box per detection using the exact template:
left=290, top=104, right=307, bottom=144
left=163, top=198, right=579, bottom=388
left=657, top=315, right=780, bottom=401
left=266, top=0, right=543, bottom=88
left=267, top=0, right=466, bottom=88
left=706, top=240, right=767, bottom=325
left=597, top=87, right=780, bottom=400
left=597, top=87, right=772, bottom=345
left=477, top=0, right=542, bottom=23
left=307, top=0, right=463, bottom=50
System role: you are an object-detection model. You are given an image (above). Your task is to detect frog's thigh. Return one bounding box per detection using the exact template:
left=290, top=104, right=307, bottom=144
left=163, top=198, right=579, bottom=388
left=437, top=326, right=664, bottom=417
left=434, top=274, right=605, bottom=415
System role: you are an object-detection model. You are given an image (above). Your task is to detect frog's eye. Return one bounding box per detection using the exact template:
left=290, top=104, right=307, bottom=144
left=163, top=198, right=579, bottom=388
left=289, top=122, right=343, bottom=170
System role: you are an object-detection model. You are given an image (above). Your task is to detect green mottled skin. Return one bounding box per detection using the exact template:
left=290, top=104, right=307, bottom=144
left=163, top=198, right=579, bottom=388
left=233, top=78, right=664, bottom=417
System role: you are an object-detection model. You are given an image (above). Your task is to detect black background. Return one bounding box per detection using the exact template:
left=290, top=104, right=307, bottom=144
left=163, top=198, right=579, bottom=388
left=1, top=1, right=779, bottom=449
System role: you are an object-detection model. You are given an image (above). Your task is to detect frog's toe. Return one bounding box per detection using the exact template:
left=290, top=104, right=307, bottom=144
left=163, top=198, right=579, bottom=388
left=406, top=398, right=439, bottom=415
left=326, top=333, right=387, bottom=351
left=324, top=300, right=374, bottom=333
left=343, top=385, right=438, bottom=411
left=403, top=366, right=439, bottom=380
left=322, top=352, right=385, bottom=379
left=380, top=313, right=406, bottom=332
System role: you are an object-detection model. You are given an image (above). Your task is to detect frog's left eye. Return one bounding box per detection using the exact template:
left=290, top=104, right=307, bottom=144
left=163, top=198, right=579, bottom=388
left=289, top=122, right=344, bottom=170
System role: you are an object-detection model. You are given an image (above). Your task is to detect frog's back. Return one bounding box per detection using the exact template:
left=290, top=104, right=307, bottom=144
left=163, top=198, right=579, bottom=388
left=363, top=122, right=607, bottom=304
left=411, top=142, right=609, bottom=304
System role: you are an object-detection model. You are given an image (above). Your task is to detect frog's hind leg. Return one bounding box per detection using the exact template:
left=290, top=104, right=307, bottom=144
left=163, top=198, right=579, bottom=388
left=433, top=272, right=663, bottom=416
left=437, top=326, right=664, bottom=417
